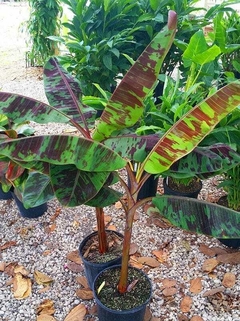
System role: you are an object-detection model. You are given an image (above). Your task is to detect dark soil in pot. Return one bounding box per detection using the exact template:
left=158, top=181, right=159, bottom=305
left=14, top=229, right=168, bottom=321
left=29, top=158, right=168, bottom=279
left=79, top=230, right=123, bottom=289
left=217, top=195, right=240, bottom=249
left=93, top=265, right=152, bottom=321
left=163, top=177, right=202, bottom=198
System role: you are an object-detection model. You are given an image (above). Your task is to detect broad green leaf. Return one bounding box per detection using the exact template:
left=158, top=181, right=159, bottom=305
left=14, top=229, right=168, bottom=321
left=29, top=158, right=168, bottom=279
left=143, top=82, right=240, bottom=174
left=153, top=195, right=240, bottom=238
left=93, top=11, right=177, bottom=141
left=183, top=30, right=207, bottom=67
left=103, top=54, right=112, bottom=71
left=194, top=45, right=221, bottom=65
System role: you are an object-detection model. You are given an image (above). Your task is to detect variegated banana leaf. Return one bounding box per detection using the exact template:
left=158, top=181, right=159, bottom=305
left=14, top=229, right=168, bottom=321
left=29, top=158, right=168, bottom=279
left=0, top=135, right=126, bottom=172
left=153, top=195, right=240, bottom=238
left=0, top=92, right=74, bottom=125
left=49, top=165, right=122, bottom=207
left=103, top=133, right=161, bottom=162
left=18, top=172, right=55, bottom=208
left=163, top=144, right=240, bottom=179
left=0, top=57, right=96, bottom=131
left=93, top=11, right=177, bottom=141
left=49, top=164, right=113, bottom=206
left=142, top=82, right=240, bottom=174
left=44, top=57, right=96, bottom=129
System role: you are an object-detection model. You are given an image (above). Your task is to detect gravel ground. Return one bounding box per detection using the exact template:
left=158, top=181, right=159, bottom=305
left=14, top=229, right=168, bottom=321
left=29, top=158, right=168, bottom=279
left=0, top=3, right=239, bottom=321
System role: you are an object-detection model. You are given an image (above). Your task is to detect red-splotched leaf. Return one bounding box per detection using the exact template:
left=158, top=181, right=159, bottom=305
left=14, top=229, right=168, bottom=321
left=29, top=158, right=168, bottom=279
left=5, top=161, right=25, bottom=181
left=153, top=195, right=240, bottom=238
left=0, top=135, right=126, bottom=172
left=165, top=144, right=240, bottom=179
left=93, top=11, right=177, bottom=141
left=143, top=82, right=240, bottom=174
left=44, top=57, right=96, bottom=129
left=0, top=92, right=71, bottom=124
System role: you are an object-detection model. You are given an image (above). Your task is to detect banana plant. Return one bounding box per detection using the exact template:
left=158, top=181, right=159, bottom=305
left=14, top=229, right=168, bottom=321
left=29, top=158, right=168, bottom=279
left=0, top=11, right=240, bottom=295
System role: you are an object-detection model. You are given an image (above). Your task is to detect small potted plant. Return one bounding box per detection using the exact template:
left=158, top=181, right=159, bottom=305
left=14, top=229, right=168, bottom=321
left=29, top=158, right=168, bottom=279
left=0, top=11, right=240, bottom=320
left=0, top=118, right=54, bottom=217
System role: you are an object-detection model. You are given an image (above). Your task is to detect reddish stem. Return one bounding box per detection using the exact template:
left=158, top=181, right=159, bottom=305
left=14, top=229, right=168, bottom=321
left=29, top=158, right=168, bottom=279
left=96, top=207, right=108, bottom=254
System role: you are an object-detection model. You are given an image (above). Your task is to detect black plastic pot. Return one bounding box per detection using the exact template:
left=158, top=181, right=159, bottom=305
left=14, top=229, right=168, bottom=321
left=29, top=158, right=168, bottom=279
left=163, top=177, right=202, bottom=199
left=79, top=231, right=123, bottom=290
left=0, top=184, right=12, bottom=200
left=11, top=192, right=47, bottom=218
left=218, top=238, right=240, bottom=249
left=93, top=265, right=152, bottom=321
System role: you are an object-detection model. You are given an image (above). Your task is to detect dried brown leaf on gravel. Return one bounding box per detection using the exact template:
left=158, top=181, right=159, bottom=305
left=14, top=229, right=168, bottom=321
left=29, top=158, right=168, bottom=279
left=34, top=270, right=53, bottom=285
left=37, top=299, right=55, bottom=315
left=64, top=304, right=86, bottom=321
left=222, top=272, right=236, bottom=288
left=37, top=315, right=56, bottom=321
left=178, top=314, right=189, bottom=321
left=143, top=306, right=152, bottom=321
left=199, top=244, right=216, bottom=257
left=189, top=277, right=202, bottom=294
left=4, top=262, right=18, bottom=276
left=162, top=287, right=178, bottom=297
left=161, top=278, right=177, bottom=288
left=67, top=250, right=83, bottom=265
left=0, top=240, right=17, bottom=250
left=13, top=272, right=32, bottom=299
left=180, top=296, right=193, bottom=313
left=45, top=223, right=57, bottom=234
left=202, top=258, right=219, bottom=272
left=14, top=265, right=29, bottom=276
left=152, top=249, right=169, bottom=263
left=217, top=252, right=240, bottom=264
left=76, top=276, right=89, bottom=288
left=67, top=262, right=84, bottom=273
left=0, top=261, right=5, bottom=271
left=129, top=242, right=139, bottom=255
left=129, top=256, right=143, bottom=269
left=137, top=256, right=160, bottom=268
left=50, top=207, right=61, bottom=222
left=76, top=288, right=93, bottom=300
left=190, top=316, right=204, bottom=321
left=203, top=286, right=225, bottom=297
